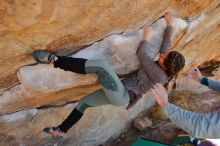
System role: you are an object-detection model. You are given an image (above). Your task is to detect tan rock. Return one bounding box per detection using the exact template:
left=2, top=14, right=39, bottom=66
left=0, top=0, right=172, bottom=90
left=0, top=82, right=100, bottom=115
left=1, top=0, right=219, bottom=91
left=175, top=7, right=220, bottom=74
left=0, top=93, right=156, bottom=146
left=17, top=64, right=98, bottom=92
left=18, top=17, right=187, bottom=92
left=0, top=0, right=220, bottom=145
left=0, top=17, right=187, bottom=115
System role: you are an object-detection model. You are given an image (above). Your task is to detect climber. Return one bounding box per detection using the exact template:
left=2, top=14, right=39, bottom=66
left=151, top=67, right=220, bottom=138
left=32, top=12, right=185, bottom=138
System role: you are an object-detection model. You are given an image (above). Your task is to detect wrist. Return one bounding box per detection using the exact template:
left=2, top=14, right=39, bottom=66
left=161, top=99, right=169, bottom=108
left=161, top=101, right=169, bottom=109
left=198, top=76, right=204, bottom=82
left=167, top=22, right=173, bottom=26
left=200, top=76, right=209, bottom=86
left=144, top=36, right=150, bottom=41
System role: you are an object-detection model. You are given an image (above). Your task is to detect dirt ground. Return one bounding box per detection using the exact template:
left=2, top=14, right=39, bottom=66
left=101, top=122, right=181, bottom=146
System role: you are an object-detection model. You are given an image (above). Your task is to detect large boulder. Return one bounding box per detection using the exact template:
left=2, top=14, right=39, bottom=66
left=0, top=0, right=220, bottom=145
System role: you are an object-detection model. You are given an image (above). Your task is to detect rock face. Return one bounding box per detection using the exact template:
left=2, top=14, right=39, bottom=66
left=1, top=0, right=219, bottom=91
left=12, top=17, right=186, bottom=115
left=0, top=0, right=220, bottom=145
left=0, top=94, right=156, bottom=146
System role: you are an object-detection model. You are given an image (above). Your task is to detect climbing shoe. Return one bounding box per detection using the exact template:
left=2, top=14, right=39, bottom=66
left=32, top=50, right=57, bottom=64
left=43, top=127, right=64, bottom=138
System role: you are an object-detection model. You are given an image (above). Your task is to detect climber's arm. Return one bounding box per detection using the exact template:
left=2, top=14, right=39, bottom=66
left=152, top=83, right=220, bottom=139
left=160, top=12, right=173, bottom=55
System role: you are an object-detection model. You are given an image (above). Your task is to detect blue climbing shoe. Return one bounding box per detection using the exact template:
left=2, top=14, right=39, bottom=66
left=32, top=50, right=56, bottom=64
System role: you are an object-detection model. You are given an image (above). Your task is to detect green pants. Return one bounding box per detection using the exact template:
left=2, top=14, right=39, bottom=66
left=76, top=59, right=130, bottom=113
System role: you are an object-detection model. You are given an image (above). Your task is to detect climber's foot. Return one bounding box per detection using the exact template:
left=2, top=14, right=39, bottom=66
left=32, top=50, right=57, bottom=64
left=43, top=127, right=64, bottom=139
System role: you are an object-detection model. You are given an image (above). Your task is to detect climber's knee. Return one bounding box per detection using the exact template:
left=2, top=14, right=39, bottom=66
left=76, top=103, right=91, bottom=113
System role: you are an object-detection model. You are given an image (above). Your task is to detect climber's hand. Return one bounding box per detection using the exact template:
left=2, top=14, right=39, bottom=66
left=188, top=67, right=203, bottom=82
left=143, top=26, right=151, bottom=41
left=164, top=12, right=173, bottom=26
left=151, top=83, right=168, bottom=108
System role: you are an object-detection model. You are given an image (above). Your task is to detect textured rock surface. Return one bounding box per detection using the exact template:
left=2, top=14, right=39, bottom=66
left=1, top=17, right=187, bottom=115
left=19, top=18, right=187, bottom=91
left=1, top=0, right=173, bottom=91
left=0, top=93, right=156, bottom=146
left=0, top=0, right=220, bottom=145
left=0, top=0, right=219, bottom=91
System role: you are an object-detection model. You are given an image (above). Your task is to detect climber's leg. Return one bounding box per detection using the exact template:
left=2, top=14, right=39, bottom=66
left=59, top=89, right=110, bottom=132
left=54, top=56, right=129, bottom=106
left=54, top=56, right=130, bottom=106
left=32, top=50, right=87, bottom=74
left=43, top=89, right=110, bottom=136
left=53, top=56, right=87, bottom=74
left=33, top=51, right=129, bottom=105
left=35, top=51, right=130, bottom=136
left=44, top=65, right=130, bottom=135
left=84, top=59, right=130, bottom=106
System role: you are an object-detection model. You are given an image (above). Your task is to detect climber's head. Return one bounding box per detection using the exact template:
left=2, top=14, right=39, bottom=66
left=158, top=53, right=168, bottom=69
left=159, top=51, right=185, bottom=89
left=163, top=51, right=185, bottom=78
